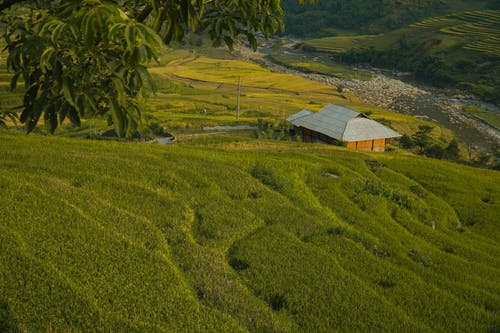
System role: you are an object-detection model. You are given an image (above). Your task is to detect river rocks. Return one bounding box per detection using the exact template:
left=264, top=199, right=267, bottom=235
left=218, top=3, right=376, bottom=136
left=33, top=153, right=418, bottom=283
left=326, top=75, right=431, bottom=114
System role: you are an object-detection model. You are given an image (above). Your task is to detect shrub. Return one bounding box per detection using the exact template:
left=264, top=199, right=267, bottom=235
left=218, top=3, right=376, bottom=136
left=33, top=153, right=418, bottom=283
left=412, top=125, right=433, bottom=153
left=399, top=134, right=414, bottom=149
left=444, top=139, right=460, bottom=160
left=424, top=144, right=444, bottom=159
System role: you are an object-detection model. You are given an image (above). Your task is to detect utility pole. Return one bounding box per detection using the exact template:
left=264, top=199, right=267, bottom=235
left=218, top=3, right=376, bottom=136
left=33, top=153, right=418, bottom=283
left=236, top=76, right=241, bottom=121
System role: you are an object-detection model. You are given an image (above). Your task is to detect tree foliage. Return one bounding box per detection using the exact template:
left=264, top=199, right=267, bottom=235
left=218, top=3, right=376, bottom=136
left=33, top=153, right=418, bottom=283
left=4, top=1, right=161, bottom=136
left=1, top=0, right=303, bottom=137
left=411, top=125, right=433, bottom=153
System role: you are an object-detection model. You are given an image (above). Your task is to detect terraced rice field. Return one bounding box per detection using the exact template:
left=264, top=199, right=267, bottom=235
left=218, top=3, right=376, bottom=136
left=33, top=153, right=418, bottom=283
left=307, top=9, right=500, bottom=57
left=410, top=17, right=459, bottom=29
left=413, top=9, right=500, bottom=56
left=106, top=50, right=456, bottom=141
left=145, top=51, right=362, bottom=129
left=1, top=132, right=499, bottom=332
left=304, top=35, right=380, bottom=53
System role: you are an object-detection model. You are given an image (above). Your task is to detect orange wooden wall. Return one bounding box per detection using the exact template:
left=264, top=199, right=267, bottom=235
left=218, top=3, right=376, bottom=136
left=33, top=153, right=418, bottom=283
left=347, top=139, right=387, bottom=151
left=297, top=127, right=389, bottom=151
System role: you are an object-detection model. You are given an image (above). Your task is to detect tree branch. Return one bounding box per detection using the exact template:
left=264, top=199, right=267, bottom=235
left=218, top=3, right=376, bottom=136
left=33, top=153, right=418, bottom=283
left=136, top=4, right=152, bottom=23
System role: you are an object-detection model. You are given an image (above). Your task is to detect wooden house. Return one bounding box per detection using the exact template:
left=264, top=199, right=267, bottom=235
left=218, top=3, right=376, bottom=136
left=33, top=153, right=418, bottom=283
left=287, top=103, right=401, bottom=151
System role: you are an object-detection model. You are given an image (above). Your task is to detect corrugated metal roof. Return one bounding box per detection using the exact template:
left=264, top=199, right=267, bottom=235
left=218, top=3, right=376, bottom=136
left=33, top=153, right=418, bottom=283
left=343, top=117, right=401, bottom=141
left=288, top=103, right=401, bottom=141
left=321, top=103, right=360, bottom=119
left=286, top=109, right=313, bottom=122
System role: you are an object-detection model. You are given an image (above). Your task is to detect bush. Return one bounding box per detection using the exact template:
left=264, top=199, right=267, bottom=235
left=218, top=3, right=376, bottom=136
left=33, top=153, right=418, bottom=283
left=424, top=144, right=444, bottom=159
left=444, top=139, right=460, bottom=160
left=399, top=134, right=414, bottom=149
left=412, top=125, right=433, bottom=153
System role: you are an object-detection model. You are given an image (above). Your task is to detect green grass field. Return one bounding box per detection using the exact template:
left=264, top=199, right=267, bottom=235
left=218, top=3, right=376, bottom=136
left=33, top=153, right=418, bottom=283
left=0, top=132, right=499, bottom=332
left=1, top=7, right=499, bottom=331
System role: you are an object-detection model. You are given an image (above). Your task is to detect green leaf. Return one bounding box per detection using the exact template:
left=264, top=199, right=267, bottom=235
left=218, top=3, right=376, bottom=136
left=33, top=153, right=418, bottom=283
left=40, top=47, right=56, bottom=73
left=110, top=98, right=125, bottom=137
left=10, top=73, right=21, bottom=91
left=111, top=77, right=127, bottom=104
left=66, top=104, right=81, bottom=127
left=125, top=24, right=135, bottom=52
left=61, top=77, right=75, bottom=107
left=135, top=65, right=155, bottom=93
left=44, top=103, right=58, bottom=134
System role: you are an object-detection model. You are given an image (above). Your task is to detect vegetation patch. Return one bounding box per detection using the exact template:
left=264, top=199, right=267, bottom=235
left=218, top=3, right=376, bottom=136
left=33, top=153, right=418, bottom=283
left=376, top=280, right=396, bottom=289
left=229, top=257, right=250, bottom=271
left=268, top=294, right=288, bottom=312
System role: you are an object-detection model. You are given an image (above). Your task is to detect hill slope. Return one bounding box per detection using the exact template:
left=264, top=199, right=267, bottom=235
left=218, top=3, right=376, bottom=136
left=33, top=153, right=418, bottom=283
left=281, top=0, right=494, bottom=36
left=1, top=132, right=499, bottom=332
left=301, top=9, right=500, bottom=103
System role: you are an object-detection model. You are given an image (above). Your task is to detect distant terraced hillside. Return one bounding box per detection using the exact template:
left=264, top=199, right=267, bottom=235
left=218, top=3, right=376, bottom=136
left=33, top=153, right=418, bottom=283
left=411, top=9, right=500, bottom=56
left=305, top=9, right=500, bottom=56
left=303, top=9, right=500, bottom=102
left=0, top=132, right=499, bottom=332
left=281, top=0, right=492, bottom=36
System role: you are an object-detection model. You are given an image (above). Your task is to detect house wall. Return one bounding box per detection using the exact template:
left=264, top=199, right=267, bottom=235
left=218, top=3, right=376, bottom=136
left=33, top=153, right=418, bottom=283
left=297, top=127, right=388, bottom=151
left=347, top=139, right=388, bottom=151
left=346, top=142, right=357, bottom=149
left=372, top=139, right=387, bottom=152
left=348, top=139, right=387, bottom=151
left=299, top=127, right=339, bottom=145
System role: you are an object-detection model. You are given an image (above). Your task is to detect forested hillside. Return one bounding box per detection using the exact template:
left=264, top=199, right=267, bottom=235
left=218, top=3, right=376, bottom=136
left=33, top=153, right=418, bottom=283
left=282, top=0, right=496, bottom=36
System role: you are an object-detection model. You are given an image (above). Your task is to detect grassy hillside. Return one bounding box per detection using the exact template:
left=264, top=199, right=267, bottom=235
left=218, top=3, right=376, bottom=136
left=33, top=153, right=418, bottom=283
left=0, top=131, right=499, bottom=332
left=1, top=43, right=455, bottom=145
left=301, top=9, right=500, bottom=103
left=146, top=50, right=354, bottom=128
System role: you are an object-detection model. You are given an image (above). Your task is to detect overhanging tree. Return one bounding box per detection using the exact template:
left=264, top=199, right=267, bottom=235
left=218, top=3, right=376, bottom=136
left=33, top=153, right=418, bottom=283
left=1, top=0, right=307, bottom=137
left=4, top=2, right=162, bottom=136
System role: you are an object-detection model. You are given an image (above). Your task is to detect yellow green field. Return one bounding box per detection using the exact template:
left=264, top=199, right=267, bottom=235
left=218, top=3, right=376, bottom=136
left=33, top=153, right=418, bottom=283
left=1, top=45, right=448, bottom=144
left=143, top=50, right=453, bottom=144
left=0, top=131, right=499, bottom=332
